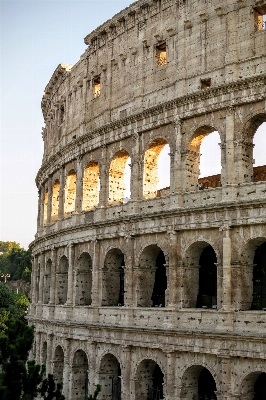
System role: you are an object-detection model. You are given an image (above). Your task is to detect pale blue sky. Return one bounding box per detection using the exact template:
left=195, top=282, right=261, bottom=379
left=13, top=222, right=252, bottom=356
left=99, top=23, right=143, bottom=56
left=0, top=0, right=265, bottom=249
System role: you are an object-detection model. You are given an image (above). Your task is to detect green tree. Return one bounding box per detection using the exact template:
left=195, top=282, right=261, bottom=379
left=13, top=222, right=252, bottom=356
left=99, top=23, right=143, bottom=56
left=88, top=384, right=101, bottom=400
left=0, top=241, right=32, bottom=282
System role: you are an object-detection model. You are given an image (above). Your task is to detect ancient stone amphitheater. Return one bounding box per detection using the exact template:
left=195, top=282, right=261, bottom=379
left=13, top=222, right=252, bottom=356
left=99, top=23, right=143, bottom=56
left=28, top=0, right=266, bottom=399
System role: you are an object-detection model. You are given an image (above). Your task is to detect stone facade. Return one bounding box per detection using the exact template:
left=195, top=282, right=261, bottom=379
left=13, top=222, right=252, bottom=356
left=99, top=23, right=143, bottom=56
left=28, top=0, right=266, bottom=399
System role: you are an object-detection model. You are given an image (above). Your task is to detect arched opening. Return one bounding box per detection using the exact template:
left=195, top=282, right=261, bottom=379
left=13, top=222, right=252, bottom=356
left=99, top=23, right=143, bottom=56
left=135, top=359, right=164, bottom=400
left=44, top=259, right=51, bottom=304
left=183, top=242, right=217, bottom=309
left=56, top=256, right=68, bottom=305
left=102, top=249, right=125, bottom=306
left=41, top=341, right=47, bottom=368
left=108, top=150, right=131, bottom=204
left=187, top=127, right=221, bottom=191
left=75, top=252, right=92, bottom=306
left=43, top=189, right=48, bottom=225
left=251, top=242, right=266, bottom=310
left=64, top=169, right=76, bottom=216
left=53, top=346, right=64, bottom=384
left=143, top=138, right=170, bottom=199
left=82, top=161, right=100, bottom=211
left=71, top=350, right=89, bottom=400
left=99, top=354, right=121, bottom=400
left=196, top=245, right=217, bottom=309
left=51, top=180, right=60, bottom=221
left=254, top=373, right=266, bottom=400
left=253, top=121, right=266, bottom=182
left=240, top=372, right=266, bottom=400
left=138, top=245, right=167, bottom=307
left=181, top=365, right=217, bottom=400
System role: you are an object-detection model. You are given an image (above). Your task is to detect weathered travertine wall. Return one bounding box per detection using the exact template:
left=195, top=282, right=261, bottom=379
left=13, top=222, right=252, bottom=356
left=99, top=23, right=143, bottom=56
left=29, top=0, right=266, bottom=399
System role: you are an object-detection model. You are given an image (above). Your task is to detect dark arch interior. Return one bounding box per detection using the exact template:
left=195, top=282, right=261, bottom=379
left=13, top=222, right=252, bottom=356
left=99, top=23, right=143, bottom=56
left=252, top=242, right=266, bottom=310
left=118, top=256, right=125, bottom=306
left=196, top=245, right=217, bottom=309
left=148, top=364, right=164, bottom=400
left=198, top=367, right=217, bottom=400
left=152, top=250, right=167, bottom=307
left=253, top=372, right=266, bottom=400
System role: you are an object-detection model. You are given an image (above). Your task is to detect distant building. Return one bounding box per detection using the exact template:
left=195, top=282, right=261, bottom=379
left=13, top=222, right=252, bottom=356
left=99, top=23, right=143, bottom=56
left=29, top=0, right=266, bottom=399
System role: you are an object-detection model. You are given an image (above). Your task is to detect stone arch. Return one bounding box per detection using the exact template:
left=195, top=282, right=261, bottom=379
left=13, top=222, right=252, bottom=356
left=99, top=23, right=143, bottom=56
left=82, top=161, right=100, bottom=211
left=55, top=255, right=68, bottom=305
left=180, top=364, right=218, bottom=400
left=183, top=241, right=218, bottom=309
left=53, top=345, right=64, bottom=384
left=137, top=244, right=167, bottom=307
left=239, top=371, right=266, bottom=400
left=185, top=125, right=222, bottom=191
left=51, top=179, right=60, bottom=221
left=43, top=258, right=52, bottom=304
left=134, top=359, right=165, bottom=400
left=75, top=252, right=92, bottom=306
left=98, top=353, right=121, bottom=400
left=102, top=248, right=125, bottom=306
left=143, top=137, right=170, bottom=199
left=241, top=113, right=266, bottom=183
left=71, top=349, right=89, bottom=400
left=240, top=237, right=266, bottom=310
left=108, top=149, right=131, bottom=204
left=64, top=169, right=76, bottom=216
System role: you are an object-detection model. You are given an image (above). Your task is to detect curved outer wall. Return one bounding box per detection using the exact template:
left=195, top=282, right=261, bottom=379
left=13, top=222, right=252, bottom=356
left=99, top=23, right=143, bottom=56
left=29, top=0, right=266, bottom=399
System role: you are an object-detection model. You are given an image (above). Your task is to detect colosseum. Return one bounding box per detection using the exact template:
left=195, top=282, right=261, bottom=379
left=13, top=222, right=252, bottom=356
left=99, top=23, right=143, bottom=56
left=28, top=0, right=266, bottom=398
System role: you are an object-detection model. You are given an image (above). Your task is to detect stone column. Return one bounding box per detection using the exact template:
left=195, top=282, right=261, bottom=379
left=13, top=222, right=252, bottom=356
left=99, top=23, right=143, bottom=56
left=171, top=118, right=183, bottom=206
left=67, top=243, right=75, bottom=305
left=223, top=106, right=236, bottom=200
left=220, top=226, right=232, bottom=311
left=46, top=333, right=54, bottom=375
left=91, top=240, right=101, bottom=307
left=39, top=186, right=45, bottom=229
left=37, top=188, right=42, bottom=230
left=38, top=252, right=45, bottom=305
left=75, top=156, right=83, bottom=213
left=58, top=167, right=65, bottom=220
left=49, top=247, right=57, bottom=305
left=217, top=353, right=232, bottom=400
left=122, top=345, right=132, bottom=400
left=131, top=132, right=141, bottom=202
left=165, top=351, right=176, bottom=399
left=63, top=339, right=72, bottom=400
left=47, top=176, right=53, bottom=225
left=166, top=231, right=179, bottom=307
left=31, top=254, right=38, bottom=306
left=98, top=145, right=108, bottom=208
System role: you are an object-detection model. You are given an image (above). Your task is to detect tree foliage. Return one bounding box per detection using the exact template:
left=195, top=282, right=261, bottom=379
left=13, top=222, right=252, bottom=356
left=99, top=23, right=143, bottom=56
left=88, top=384, right=101, bottom=400
left=0, top=241, right=32, bottom=282
left=0, top=284, right=64, bottom=400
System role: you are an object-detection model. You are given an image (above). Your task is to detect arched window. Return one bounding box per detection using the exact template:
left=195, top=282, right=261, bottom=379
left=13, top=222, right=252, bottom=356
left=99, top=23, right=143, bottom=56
left=181, top=365, right=217, bottom=400
left=108, top=150, right=131, bottom=204
left=254, top=372, right=266, bottom=400
left=51, top=180, right=60, bottom=221
left=187, top=127, right=221, bottom=190
left=196, top=245, right=217, bottom=309
left=135, top=359, right=164, bottom=400
left=64, top=170, right=76, bottom=216
left=71, top=350, right=89, bottom=400
left=75, top=252, right=92, bottom=306
left=138, top=245, right=167, bottom=307
left=55, top=256, right=68, bottom=305
left=253, top=121, right=266, bottom=182
left=198, top=368, right=217, bottom=399
left=240, top=371, right=266, bottom=400
left=43, top=189, right=48, bottom=225
left=41, top=341, right=47, bottom=368
left=102, top=249, right=125, bottom=306
left=251, top=242, right=266, bottom=310
left=82, top=161, right=100, bottom=211
left=143, top=138, right=170, bottom=199
left=99, top=354, right=121, bottom=400
left=53, top=346, right=64, bottom=384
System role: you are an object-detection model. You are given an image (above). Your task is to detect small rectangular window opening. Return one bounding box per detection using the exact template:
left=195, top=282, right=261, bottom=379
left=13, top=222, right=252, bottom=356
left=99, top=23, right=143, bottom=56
left=60, top=105, right=64, bottom=124
left=254, top=6, right=266, bottom=31
left=156, top=43, right=167, bottom=66
left=93, top=77, right=101, bottom=98
left=201, top=78, right=211, bottom=89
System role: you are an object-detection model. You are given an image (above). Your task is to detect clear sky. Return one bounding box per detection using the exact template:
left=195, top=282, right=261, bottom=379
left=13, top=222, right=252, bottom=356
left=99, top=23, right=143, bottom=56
left=0, top=0, right=265, bottom=249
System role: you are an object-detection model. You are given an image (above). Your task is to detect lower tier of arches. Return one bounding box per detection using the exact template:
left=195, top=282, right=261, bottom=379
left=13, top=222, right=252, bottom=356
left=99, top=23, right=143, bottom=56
left=30, top=322, right=266, bottom=400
